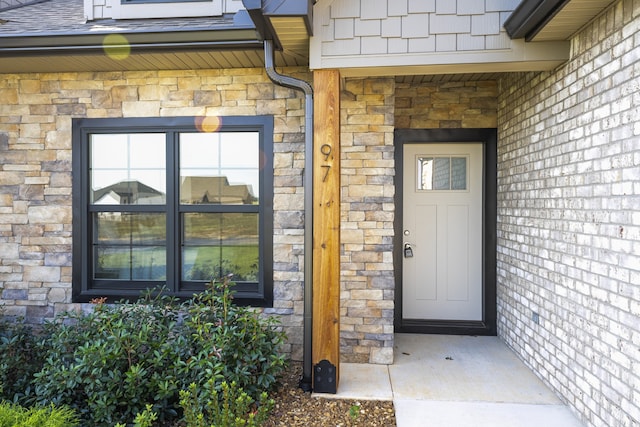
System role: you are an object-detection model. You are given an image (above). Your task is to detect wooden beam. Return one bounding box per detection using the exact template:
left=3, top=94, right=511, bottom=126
left=312, top=69, right=340, bottom=392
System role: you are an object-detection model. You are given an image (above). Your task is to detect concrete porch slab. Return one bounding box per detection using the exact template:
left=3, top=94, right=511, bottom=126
left=394, top=400, right=586, bottom=427
left=314, top=362, right=393, bottom=401
left=312, top=334, right=585, bottom=427
left=390, top=334, right=560, bottom=403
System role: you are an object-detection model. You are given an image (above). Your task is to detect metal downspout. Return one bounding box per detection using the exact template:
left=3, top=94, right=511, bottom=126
left=263, top=39, right=314, bottom=392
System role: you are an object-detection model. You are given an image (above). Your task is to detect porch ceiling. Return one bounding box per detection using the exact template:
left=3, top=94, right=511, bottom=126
left=395, top=73, right=503, bottom=84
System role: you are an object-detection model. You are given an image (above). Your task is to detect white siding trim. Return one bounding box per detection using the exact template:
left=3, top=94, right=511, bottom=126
left=311, top=0, right=571, bottom=75
left=310, top=39, right=570, bottom=76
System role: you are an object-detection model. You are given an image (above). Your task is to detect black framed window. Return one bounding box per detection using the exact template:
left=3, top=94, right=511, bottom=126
left=72, top=116, right=273, bottom=305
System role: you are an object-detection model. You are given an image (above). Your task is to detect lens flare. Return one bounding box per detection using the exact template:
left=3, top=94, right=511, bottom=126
left=195, top=116, right=222, bottom=133
left=103, top=34, right=131, bottom=61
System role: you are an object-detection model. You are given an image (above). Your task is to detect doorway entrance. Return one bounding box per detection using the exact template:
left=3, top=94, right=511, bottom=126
left=394, top=129, right=497, bottom=335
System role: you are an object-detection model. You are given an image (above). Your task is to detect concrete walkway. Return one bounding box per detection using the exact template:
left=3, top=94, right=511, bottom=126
left=317, top=334, right=585, bottom=427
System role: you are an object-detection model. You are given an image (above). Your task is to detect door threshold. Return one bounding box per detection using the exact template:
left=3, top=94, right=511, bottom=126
left=397, top=319, right=496, bottom=336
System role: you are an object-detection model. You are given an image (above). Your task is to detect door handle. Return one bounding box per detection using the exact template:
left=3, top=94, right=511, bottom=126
left=404, top=243, right=414, bottom=258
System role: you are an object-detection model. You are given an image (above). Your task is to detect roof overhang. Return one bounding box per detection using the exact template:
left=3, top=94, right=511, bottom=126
left=243, top=0, right=313, bottom=62
left=505, top=0, right=619, bottom=41
left=0, top=28, right=262, bottom=56
left=0, top=1, right=312, bottom=73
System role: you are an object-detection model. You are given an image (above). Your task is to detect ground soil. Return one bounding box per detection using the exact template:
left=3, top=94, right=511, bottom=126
left=263, top=363, right=396, bottom=427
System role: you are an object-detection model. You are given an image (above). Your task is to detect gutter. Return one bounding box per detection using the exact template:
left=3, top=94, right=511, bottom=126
left=0, top=39, right=264, bottom=56
left=0, top=11, right=261, bottom=56
left=263, top=38, right=314, bottom=393
left=503, top=0, right=570, bottom=41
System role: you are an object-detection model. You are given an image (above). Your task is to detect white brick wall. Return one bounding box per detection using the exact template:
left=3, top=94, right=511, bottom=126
left=497, top=1, right=640, bottom=426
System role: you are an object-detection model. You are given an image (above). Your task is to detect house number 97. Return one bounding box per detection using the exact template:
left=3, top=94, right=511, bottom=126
left=320, top=143, right=332, bottom=182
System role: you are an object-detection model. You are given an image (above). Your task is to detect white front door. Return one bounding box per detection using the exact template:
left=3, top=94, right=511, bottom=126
left=402, top=143, right=483, bottom=321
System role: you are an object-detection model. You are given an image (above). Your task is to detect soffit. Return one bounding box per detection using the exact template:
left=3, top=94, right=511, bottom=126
left=269, top=16, right=310, bottom=62
left=532, top=0, right=618, bottom=41
left=0, top=49, right=304, bottom=73
left=506, top=0, right=619, bottom=41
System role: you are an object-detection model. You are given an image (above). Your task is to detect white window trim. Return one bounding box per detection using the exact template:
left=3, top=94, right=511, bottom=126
left=110, top=0, right=222, bottom=20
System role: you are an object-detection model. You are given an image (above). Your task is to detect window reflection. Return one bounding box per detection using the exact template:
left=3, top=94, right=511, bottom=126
left=181, top=213, right=259, bottom=282
left=88, top=131, right=262, bottom=278
left=94, top=212, right=166, bottom=280
left=91, top=133, right=166, bottom=205
left=418, top=156, right=467, bottom=191
left=180, top=132, right=259, bottom=205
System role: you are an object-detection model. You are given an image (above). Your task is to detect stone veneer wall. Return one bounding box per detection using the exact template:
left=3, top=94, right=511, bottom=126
left=340, top=77, right=396, bottom=364
left=395, top=79, right=498, bottom=128
left=0, top=68, right=308, bottom=361
left=496, top=1, right=640, bottom=426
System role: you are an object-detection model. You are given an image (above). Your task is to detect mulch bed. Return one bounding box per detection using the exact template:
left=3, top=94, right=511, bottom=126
left=263, top=363, right=396, bottom=427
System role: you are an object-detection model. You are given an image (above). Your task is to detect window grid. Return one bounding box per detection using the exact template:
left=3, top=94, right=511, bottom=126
left=72, top=117, right=274, bottom=305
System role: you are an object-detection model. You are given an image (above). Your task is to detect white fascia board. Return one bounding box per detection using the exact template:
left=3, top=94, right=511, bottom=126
left=310, top=39, right=570, bottom=75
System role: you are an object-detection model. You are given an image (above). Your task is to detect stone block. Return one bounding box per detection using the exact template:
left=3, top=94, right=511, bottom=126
left=122, top=101, right=160, bottom=116
left=28, top=206, right=70, bottom=224
left=1, top=289, right=28, bottom=300
left=193, top=91, right=222, bottom=107
left=23, top=266, right=60, bottom=283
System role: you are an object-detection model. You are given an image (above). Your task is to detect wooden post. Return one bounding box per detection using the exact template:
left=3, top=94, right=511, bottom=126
left=312, top=69, right=340, bottom=392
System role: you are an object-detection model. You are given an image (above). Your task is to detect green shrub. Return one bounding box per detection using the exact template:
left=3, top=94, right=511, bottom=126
left=33, top=277, right=287, bottom=426
left=180, top=380, right=273, bottom=427
left=114, top=404, right=158, bottom=427
left=0, top=402, right=78, bottom=427
left=180, top=276, right=288, bottom=400
left=33, top=292, right=187, bottom=425
left=0, top=317, right=47, bottom=405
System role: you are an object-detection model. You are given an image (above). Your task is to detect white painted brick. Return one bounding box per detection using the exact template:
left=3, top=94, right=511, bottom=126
left=498, top=4, right=640, bottom=425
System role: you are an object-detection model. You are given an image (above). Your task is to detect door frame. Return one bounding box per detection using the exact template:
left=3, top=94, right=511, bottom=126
left=394, top=128, right=497, bottom=335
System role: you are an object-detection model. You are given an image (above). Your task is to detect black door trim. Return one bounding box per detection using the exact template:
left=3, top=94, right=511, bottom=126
left=394, top=128, right=497, bottom=336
